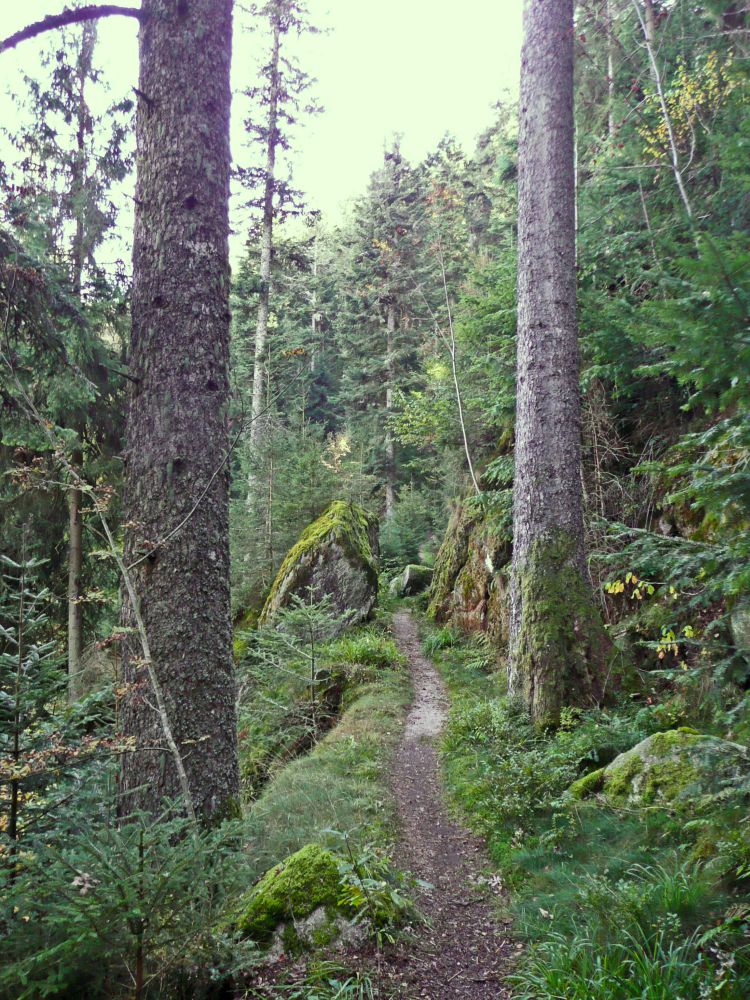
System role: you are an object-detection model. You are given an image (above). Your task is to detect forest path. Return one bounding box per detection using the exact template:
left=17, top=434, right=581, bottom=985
left=378, top=610, right=514, bottom=998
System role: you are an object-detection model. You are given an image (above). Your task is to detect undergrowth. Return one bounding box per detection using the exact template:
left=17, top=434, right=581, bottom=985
left=250, top=960, right=380, bottom=999
left=243, top=625, right=410, bottom=879
left=236, top=615, right=405, bottom=800
left=423, top=618, right=750, bottom=998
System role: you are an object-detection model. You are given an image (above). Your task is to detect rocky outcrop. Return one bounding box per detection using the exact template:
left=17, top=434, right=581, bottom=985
left=568, top=728, right=750, bottom=809
left=389, top=564, right=433, bottom=598
left=427, top=502, right=510, bottom=644
left=259, top=501, right=379, bottom=634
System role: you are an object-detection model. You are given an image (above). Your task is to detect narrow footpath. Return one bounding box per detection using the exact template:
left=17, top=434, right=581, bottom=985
left=379, top=610, right=513, bottom=998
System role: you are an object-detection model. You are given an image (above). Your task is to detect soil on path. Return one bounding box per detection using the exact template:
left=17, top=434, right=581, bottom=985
left=376, top=610, right=514, bottom=999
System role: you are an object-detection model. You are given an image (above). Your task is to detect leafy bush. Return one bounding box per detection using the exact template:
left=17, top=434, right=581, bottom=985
left=442, top=694, right=652, bottom=863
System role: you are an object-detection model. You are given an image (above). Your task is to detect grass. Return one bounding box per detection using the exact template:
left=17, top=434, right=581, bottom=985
left=237, top=623, right=405, bottom=800
left=420, top=615, right=750, bottom=998
left=243, top=639, right=410, bottom=880
left=247, top=960, right=380, bottom=999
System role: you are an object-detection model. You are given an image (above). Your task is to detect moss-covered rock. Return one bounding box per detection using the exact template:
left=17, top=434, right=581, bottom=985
left=568, top=728, right=750, bottom=810
left=237, top=844, right=343, bottom=943
left=259, top=501, right=379, bottom=634
left=427, top=502, right=510, bottom=646
left=389, top=564, right=433, bottom=597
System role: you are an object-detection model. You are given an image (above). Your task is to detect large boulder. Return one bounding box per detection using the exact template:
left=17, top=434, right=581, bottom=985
left=427, top=502, right=510, bottom=643
left=568, top=728, right=750, bottom=809
left=389, top=564, right=433, bottom=598
left=259, top=501, right=379, bottom=633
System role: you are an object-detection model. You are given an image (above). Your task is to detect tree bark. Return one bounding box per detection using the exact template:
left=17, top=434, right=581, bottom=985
left=605, top=0, right=615, bottom=139
left=119, top=0, right=239, bottom=820
left=508, top=0, right=609, bottom=728
left=384, top=302, right=396, bottom=518
left=67, top=23, right=96, bottom=701
left=67, top=458, right=83, bottom=700
left=249, top=12, right=281, bottom=453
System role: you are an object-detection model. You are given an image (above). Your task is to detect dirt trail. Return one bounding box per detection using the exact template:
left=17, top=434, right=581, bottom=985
left=378, top=610, right=513, bottom=999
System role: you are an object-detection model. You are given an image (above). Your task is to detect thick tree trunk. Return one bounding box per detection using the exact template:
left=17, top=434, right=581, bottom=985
left=249, top=15, right=281, bottom=452
left=508, top=0, right=609, bottom=728
left=119, top=0, right=239, bottom=820
left=384, top=302, right=396, bottom=518
left=67, top=23, right=95, bottom=701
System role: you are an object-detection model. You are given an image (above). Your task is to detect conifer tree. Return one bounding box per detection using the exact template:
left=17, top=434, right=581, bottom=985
left=239, top=0, right=321, bottom=465
left=119, top=0, right=239, bottom=821
left=2, top=17, right=132, bottom=697
left=337, top=142, right=428, bottom=516
left=509, top=0, right=610, bottom=727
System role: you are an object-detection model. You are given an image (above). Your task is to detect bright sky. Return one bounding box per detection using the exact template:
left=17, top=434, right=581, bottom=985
left=1, top=0, right=523, bottom=246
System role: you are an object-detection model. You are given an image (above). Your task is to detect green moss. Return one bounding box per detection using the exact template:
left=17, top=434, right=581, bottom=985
left=427, top=504, right=474, bottom=620
left=513, top=532, right=615, bottom=730
left=260, top=501, right=379, bottom=625
left=640, top=758, right=700, bottom=803
left=568, top=767, right=606, bottom=800
left=648, top=728, right=701, bottom=755
left=237, top=844, right=342, bottom=942
left=591, top=730, right=748, bottom=809
left=604, top=750, right=645, bottom=800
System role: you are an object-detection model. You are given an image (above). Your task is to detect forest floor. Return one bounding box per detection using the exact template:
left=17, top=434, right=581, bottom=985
left=365, top=610, right=514, bottom=998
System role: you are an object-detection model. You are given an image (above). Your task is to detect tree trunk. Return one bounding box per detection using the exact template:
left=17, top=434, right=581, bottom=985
left=119, top=0, right=239, bottom=821
left=508, top=0, right=609, bottom=728
left=67, top=461, right=83, bottom=700
left=643, top=0, right=656, bottom=46
left=67, top=23, right=95, bottom=701
left=384, top=302, right=396, bottom=518
left=605, top=0, right=615, bottom=139
left=249, top=13, right=281, bottom=452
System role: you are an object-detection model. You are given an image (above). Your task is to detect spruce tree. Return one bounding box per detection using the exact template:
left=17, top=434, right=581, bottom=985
left=509, top=0, right=610, bottom=727
left=336, top=142, right=429, bottom=517
left=239, top=0, right=321, bottom=466
left=119, top=0, right=239, bottom=821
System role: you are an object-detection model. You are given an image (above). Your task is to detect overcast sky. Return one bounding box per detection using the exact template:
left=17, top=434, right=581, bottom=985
left=1, top=0, right=523, bottom=245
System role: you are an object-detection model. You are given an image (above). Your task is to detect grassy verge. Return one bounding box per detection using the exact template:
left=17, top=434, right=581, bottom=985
left=420, top=617, right=750, bottom=999
left=242, top=620, right=411, bottom=881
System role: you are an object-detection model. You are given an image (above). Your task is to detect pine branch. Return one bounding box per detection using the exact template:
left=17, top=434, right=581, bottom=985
left=0, top=5, right=143, bottom=55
